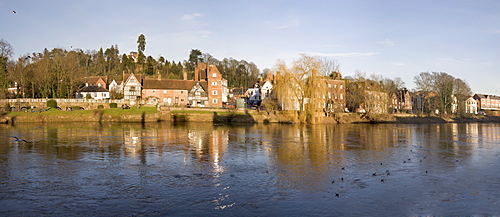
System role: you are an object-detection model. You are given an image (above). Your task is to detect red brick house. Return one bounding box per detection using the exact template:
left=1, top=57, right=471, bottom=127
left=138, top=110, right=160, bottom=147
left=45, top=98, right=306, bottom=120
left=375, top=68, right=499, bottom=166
left=324, top=78, right=346, bottom=113
left=86, top=76, right=108, bottom=88
left=473, top=94, right=500, bottom=111
left=141, top=63, right=226, bottom=108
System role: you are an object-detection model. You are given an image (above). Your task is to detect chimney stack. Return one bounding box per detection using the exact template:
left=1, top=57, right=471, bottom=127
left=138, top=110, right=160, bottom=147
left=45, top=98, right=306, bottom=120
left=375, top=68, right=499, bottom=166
left=194, top=67, right=199, bottom=81
left=183, top=72, right=187, bottom=80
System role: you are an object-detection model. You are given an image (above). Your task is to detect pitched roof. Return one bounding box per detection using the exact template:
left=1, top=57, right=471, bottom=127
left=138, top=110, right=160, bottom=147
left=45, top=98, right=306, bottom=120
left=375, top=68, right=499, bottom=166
left=475, top=93, right=500, bottom=100
left=142, top=79, right=208, bottom=91
left=87, top=76, right=108, bottom=84
left=78, top=85, right=109, bottom=92
left=123, top=73, right=144, bottom=83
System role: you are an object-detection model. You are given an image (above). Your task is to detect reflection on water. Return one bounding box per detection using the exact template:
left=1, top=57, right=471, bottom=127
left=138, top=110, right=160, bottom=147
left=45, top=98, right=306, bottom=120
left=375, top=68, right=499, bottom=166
left=1, top=122, right=500, bottom=216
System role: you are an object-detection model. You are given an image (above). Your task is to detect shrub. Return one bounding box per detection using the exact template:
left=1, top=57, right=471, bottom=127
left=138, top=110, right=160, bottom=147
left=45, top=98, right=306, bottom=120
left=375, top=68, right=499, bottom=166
left=5, top=103, right=11, bottom=112
left=109, top=103, right=118, bottom=108
left=71, top=106, right=82, bottom=111
left=85, top=94, right=92, bottom=99
left=47, top=100, right=57, bottom=108
left=97, top=105, right=104, bottom=109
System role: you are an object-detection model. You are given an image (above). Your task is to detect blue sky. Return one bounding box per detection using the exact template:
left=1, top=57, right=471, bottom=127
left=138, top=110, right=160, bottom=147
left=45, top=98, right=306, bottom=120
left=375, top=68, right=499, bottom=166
left=1, top=0, right=499, bottom=94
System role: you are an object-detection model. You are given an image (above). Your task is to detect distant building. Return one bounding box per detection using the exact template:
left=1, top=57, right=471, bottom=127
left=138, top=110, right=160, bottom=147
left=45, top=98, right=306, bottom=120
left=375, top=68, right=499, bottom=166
left=141, top=63, right=227, bottom=108
left=465, top=96, right=478, bottom=114
left=85, top=76, right=108, bottom=88
left=324, top=77, right=346, bottom=113
left=390, top=88, right=412, bottom=113
left=473, top=94, right=500, bottom=111
left=245, top=82, right=262, bottom=105
left=76, top=84, right=110, bottom=100
left=7, top=81, right=19, bottom=98
left=129, top=51, right=138, bottom=63
left=122, top=73, right=143, bottom=101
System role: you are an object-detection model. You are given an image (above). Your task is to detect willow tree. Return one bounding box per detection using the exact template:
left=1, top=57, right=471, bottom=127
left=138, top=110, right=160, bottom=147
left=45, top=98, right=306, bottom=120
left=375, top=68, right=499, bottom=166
left=273, top=55, right=327, bottom=123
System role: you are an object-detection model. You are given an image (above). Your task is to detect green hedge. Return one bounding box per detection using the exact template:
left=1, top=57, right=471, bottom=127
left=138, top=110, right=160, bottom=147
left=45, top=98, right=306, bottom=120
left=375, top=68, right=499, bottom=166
left=47, top=100, right=57, bottom=108
left=109, top=103, right=118, bottom=108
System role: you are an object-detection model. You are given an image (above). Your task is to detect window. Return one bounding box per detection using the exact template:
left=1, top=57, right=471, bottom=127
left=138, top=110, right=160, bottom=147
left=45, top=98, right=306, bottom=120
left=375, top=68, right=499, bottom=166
left=163, top=90, right=167, bottom=94
left=328, top=83, right=332, bottom=88
left=181, top=91, right=183, bottom=94
left=152, top=90, right=156, bottom=94
left=334, top=84, right=337, bottom=89
left=340, top=84, right=343, bottom=89
left=212, top=99, right=218, bottom=104
left=340, top=94, right=343, bottom=99
left=196, top=92, right=200, bottom=96
left=212, top=82, right=217, bottom=86
left=212, top=73, right=217, bottom=78
left=212, top=90, right=218, bottom=95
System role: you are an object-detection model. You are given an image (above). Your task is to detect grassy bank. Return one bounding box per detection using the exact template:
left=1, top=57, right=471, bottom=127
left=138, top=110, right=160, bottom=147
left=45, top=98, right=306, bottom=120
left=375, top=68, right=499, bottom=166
left=170, top=110, right=246, bottom=115
left=2, top=106, right=500, bottom=124
left=1, top=106, right=159, bottom=123
left=4, top=106, right=158, bottom=117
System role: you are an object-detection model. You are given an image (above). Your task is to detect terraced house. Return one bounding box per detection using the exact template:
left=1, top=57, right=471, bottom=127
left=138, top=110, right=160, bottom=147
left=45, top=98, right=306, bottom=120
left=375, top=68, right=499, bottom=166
left=474, top=94, right=500, bottom=111
left=141, top=63, right=227, bottom=107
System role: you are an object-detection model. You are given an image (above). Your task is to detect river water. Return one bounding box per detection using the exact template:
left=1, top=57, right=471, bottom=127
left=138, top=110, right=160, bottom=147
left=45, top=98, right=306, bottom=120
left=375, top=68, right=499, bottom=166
left=1, top=122, right=500, bottom=216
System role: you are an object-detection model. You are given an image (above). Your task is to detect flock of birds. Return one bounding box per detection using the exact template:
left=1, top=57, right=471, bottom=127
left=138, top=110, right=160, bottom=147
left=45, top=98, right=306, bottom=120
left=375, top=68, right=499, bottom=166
left=330, top=147, right=435, bottom=198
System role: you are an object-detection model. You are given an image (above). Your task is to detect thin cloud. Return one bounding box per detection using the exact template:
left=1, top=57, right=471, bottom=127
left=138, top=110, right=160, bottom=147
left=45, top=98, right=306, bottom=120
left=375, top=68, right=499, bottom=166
left=301, top=52, right=379, bottom=57
left=198, top=30, right=213, bottom=38
left=277, top=19, right=299, bottom=29
left=182, top=13, right=203, bottom=20
left=377, top=38, right=395, bottom=46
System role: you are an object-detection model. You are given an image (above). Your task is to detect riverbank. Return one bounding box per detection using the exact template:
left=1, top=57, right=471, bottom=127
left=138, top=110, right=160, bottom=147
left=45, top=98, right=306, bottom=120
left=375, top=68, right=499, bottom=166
left=1, top=107, right=500, bottom=124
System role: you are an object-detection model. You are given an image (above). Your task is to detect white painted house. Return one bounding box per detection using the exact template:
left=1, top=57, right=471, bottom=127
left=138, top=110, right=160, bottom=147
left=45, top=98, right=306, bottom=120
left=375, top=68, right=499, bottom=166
left=76, top=85, right=110, bottom=100
left=123, top=73, right=143, bottom=101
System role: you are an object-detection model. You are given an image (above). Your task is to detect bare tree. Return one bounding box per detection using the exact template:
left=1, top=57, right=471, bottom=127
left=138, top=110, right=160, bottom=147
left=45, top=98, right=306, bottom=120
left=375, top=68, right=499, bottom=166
left=432, top=72, right=455, bottom=114
left=317, top=57, right=340, bottom=77
left=414, top=71, right=470, bottom=115
left=413, top=72, right=435, bottom=115
left=0, top=39, right=14, bottom=59
left=453, top=78, right=472, bottom=114
left=0, top=39, right=14, bottom=97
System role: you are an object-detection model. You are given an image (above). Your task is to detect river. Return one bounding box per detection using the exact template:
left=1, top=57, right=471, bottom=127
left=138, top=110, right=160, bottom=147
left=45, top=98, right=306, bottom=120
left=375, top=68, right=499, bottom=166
left=1, top=122, right=499, bottom=216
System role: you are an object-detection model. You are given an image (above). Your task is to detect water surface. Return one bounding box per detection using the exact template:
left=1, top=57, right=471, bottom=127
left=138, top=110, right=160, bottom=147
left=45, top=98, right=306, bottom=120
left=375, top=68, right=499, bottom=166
left=1, top=122, right=499, bottom=216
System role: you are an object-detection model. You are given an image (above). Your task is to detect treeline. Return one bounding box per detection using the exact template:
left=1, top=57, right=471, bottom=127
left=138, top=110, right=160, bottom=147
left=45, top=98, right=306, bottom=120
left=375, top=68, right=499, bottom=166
left=344, top=71, right=472, bottom=115
left=0, top=36, right=260, bottom=99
